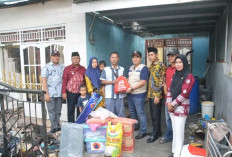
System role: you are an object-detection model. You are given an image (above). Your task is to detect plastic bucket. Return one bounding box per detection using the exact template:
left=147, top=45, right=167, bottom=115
left=201, top=101, right=214, bottom=118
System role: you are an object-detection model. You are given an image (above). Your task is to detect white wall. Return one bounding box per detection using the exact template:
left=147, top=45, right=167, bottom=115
left=0, top=0, right=88, bottom=122
left=206, top=4, right=232, bottom=128
left=0, top=0, right=87, bottom=67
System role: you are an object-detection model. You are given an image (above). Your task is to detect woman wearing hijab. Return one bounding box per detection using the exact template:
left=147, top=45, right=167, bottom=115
left=166, top=54, right=195, bottom=157
left=85, top=57, right=104, bottom=108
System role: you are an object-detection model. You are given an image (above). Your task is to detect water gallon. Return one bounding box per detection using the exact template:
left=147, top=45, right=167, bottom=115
left=201, top=101, right=214, bottom=118
left=189, top=77, right=200, bottom=114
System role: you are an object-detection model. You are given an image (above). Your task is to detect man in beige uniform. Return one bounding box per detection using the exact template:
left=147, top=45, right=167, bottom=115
left=126, top=51, right=149, bottom=139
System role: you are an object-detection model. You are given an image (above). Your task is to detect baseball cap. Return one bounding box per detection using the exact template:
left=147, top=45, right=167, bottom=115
left=51, top=50, right=60, bottom=56
left=131, top=51, right=142, bottom=57
left=167, top=49, right=179, bottom=56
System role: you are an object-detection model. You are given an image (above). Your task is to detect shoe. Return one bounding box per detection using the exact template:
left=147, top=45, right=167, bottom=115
left=159, top=137, right=172, bottom=144
left=168, top=154, right=174, bottom=157
left=134, top=124, right=139, bottom=131
left=134, top=126, right=139, bottom=131
left=135, top=133, right=147, bottom=139
left=48, top=128, right=57, bottom=134
left=146, top=136, right=158, bottom=143
left=148, top=132, right=162, bottom=137
left=56, top=127, right=61, bottom=132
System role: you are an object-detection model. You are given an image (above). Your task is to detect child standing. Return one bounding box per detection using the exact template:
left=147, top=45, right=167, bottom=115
left=99, top=60, right=106, bottom=72
left=99, top=60, right=107, bottom=97
left=77, top=84, right=90, bottom=113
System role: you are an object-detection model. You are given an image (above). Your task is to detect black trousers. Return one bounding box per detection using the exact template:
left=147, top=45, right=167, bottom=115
left=67, top=91, right=80, bottom=123
left=149, top=98, right=162, bottom=137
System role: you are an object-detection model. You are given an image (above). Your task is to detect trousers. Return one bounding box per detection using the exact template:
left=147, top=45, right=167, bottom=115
left=170, top=114, right=187, bottom=157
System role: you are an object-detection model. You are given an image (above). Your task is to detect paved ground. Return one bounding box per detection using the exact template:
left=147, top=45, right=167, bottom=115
left=84, top=101, right=198, bottom=157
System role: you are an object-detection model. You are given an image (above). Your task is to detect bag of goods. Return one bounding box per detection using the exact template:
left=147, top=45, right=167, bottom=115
left=90, top=107, right=117, bottom=120
left=114, top=76, right=130, bottom=94
left=105, top=122, right=123, bottom=157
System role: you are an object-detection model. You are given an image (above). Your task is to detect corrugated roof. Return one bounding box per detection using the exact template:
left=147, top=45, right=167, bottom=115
left=97, top=0, right=228, bottom=37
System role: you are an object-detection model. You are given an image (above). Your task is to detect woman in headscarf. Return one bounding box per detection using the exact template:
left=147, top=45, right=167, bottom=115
left=85, top=57, right=104, bottom=108
left=166, top=54, right=195, bottom=157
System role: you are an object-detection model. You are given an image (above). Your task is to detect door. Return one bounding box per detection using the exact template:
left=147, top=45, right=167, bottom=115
left=146, top=38, right=192, bottom=69
left=20, top=43, right=65, bottom=101
left=20, top=45, right=42, bottom=101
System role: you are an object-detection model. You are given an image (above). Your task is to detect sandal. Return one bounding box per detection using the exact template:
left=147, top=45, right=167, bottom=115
left=159, top=137, right=171, bottom=144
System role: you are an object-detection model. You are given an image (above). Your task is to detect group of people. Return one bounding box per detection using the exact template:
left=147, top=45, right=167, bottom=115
left=42, top=47, right=195, bottom=157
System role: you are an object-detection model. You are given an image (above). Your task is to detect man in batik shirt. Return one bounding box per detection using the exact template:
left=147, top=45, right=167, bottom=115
left=42, top=50, right=65, bottom=133
left=147, top=47, right=166, bottom=143
left=62, top=52, right=86, bottom=123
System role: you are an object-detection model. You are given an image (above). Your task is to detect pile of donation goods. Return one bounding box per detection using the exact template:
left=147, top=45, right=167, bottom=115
left=59, top=92, right=137, bottom=157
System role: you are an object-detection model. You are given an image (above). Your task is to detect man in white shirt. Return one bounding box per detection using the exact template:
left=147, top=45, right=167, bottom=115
left=100, top=52, right=125, bottom=117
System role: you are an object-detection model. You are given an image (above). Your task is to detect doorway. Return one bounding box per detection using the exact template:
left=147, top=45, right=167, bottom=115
left=145, top=38, right=192, bottom=69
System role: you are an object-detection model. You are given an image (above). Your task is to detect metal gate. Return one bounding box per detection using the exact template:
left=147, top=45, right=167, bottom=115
left=0, top=82, right=48, bottom=157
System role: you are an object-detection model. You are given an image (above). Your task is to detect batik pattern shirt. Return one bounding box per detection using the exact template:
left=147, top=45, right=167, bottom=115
left=166, top=74, right=195, bottom=116
left=41, top=62, right=65, bottom=97
left=148, top=61, right=166, bottom=99
left=62, top=65, right=86, bottom=94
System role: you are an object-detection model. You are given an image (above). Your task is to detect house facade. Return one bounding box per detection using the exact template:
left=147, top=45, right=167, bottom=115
left=1, top=0, right=232, bottom=128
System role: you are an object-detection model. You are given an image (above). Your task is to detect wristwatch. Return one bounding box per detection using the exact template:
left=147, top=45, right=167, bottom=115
left=131, top=87, right=134, bottom=91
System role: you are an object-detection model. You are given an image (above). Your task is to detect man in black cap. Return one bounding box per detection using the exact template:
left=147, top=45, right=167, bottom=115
left=126, top=51, right=149, bottom=139
left=42, top=50, right=65, bottom=133
left=62, top=52, right=86, bottom=123
left=159, top=48, right=179, bottom=144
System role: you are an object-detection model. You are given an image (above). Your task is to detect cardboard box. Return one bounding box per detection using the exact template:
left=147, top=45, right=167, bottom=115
left=122, top=138, right=134, bottom=153
left=122, top=124, right=134, bottom=138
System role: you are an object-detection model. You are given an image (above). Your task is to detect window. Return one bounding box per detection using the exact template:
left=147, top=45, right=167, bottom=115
left=23, top=46, right=42, bottom=101
left=146, top=38, right=192, bottom=69
left=45, top=44, right=64, bottom=64
left=0, top=26, right=65, bottom=44
left=0, top=45, right=21, bottom=86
